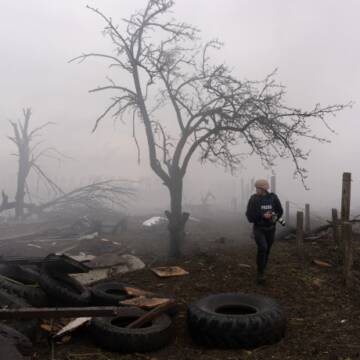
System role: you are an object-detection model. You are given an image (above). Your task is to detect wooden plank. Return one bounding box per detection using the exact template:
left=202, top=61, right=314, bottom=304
left=54, top=317, right=91, bottom=338
left=127, top=300, right=175, bottom=329
left=0, top=306, right=130, bottom=320
left=120, top=296, right=171, bottom=309
left=124, top=286, right=154, bottom=297
left=151, top=266, right=189, bottom=277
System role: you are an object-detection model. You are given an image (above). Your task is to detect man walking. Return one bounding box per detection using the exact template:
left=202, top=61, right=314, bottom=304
left=246, top=179, right=283, bottom=285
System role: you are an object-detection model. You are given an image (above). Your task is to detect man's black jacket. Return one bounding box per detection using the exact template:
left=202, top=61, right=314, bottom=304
left=246, top=192, right=283, bottom=228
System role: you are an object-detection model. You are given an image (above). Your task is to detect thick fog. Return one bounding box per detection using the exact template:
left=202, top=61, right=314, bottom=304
left=1, top=0, right=359, bottom=216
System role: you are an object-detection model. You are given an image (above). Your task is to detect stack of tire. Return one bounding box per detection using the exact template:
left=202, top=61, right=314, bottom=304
left=0, top=264, right=47, bottom=339
left=0, top=323, right=34, bottom=360
left=89, top=281, right=175, bottom=352
left=0, top=264, right=47, bottom=359
left=38, top=260, right=175, bottom=353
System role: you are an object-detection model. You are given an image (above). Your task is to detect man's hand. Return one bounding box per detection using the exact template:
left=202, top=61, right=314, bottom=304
left=263, top=211, right=273, bottom=220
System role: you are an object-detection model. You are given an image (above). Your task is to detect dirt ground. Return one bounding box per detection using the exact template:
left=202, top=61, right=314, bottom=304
left=1, top=214, right=360, bottom=360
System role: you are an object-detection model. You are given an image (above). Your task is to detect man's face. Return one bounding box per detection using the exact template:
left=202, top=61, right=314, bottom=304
left=256, top=187, right=266, bottom=196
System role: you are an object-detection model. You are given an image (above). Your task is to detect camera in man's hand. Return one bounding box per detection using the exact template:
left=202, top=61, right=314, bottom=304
left=271, top=212, right=286, bottom=226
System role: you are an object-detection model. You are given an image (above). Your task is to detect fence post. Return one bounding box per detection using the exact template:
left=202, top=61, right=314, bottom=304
left=296, top=211, right=304, bottom=265
left=341, top=172, right=351, bottom=221
left=343, top=221, right=353, bottom=287
left=285, top=201, right=290, bottom=225
left=331, top=208, right=339, bottom=246
left=305, top=203, right=311, bottom=233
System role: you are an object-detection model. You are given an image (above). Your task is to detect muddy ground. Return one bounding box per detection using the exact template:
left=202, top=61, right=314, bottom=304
left=1, top=214, right=360, bottom=360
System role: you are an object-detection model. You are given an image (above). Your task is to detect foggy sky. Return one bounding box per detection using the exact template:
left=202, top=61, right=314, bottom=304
left=1, top=0, right=359, bottom=214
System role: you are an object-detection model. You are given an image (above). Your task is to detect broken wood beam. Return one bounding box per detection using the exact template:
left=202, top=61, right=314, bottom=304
left=0, top=306, right=133, bottom=320
left=127, top=300, right=176, bottom=329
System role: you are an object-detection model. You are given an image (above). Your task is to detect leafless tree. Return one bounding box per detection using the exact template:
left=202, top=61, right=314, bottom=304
left=3, top=108, right=62, bottom=219
left=71, top=0, right=348, bottom=257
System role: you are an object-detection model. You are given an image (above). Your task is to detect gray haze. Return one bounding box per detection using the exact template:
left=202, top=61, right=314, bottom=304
left=1, top=0, right=359, bottom=215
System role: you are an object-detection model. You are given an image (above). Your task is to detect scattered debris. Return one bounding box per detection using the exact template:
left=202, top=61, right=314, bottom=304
left=40, top=324, right=54, bottom=333
left=238, top=264, right=251, bottom=268
left=151, top=266, right=189, bottom=277
left=124, top=286, right=155, bottom=297
left=88, top=254, right=145, bottom=271
left=71, top=268, right=113, bottom=285
left=312, top=259, right=332, bottom=268
left=312, top=278, right=324, bottom=288
left=120, top=296, right=172, bottom=309
left=27, top=244, right=42, bottom=249
left=126, top=300, right=176, bottom=329
left=72, top=255, right=145, bottom=285
left=142, top=216, right=167, bottom=227
left=69, top=253, right=96, bottom=263
left=54, top=317, right=91, bottom=338
left=79, top=232, right=99, bottom=241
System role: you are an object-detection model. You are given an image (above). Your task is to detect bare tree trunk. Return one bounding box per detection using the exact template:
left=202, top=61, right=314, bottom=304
left=15, top=153, right=30, bottom=220
left=165, top=174, right=189, bottom=258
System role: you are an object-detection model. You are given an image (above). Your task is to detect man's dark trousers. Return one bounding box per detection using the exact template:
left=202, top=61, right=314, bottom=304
left=253, top=225, right=276, bottom=275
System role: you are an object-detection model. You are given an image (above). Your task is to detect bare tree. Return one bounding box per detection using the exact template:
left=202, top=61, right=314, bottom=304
left=4, top=108, right=62, bottom=219
left=71, top=0, right=348, bottom=257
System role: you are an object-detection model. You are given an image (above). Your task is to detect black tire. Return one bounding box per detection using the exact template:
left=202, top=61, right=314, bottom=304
left=0, top=336, right=24, bottom=360
left=0, top=265, right=40, bottom=285
left=39, top=269, right=91, bottom=306
left=0, top=275, right=48, bottom=307
left=0, top=290, right=38, bottom=340
left=90, top=282, right=133, bottom=305
left=90, top=307, right=173, bottom=353
left=187, top=293, right=286, bottom=349
left=0, top=324, right=33, bottom=356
